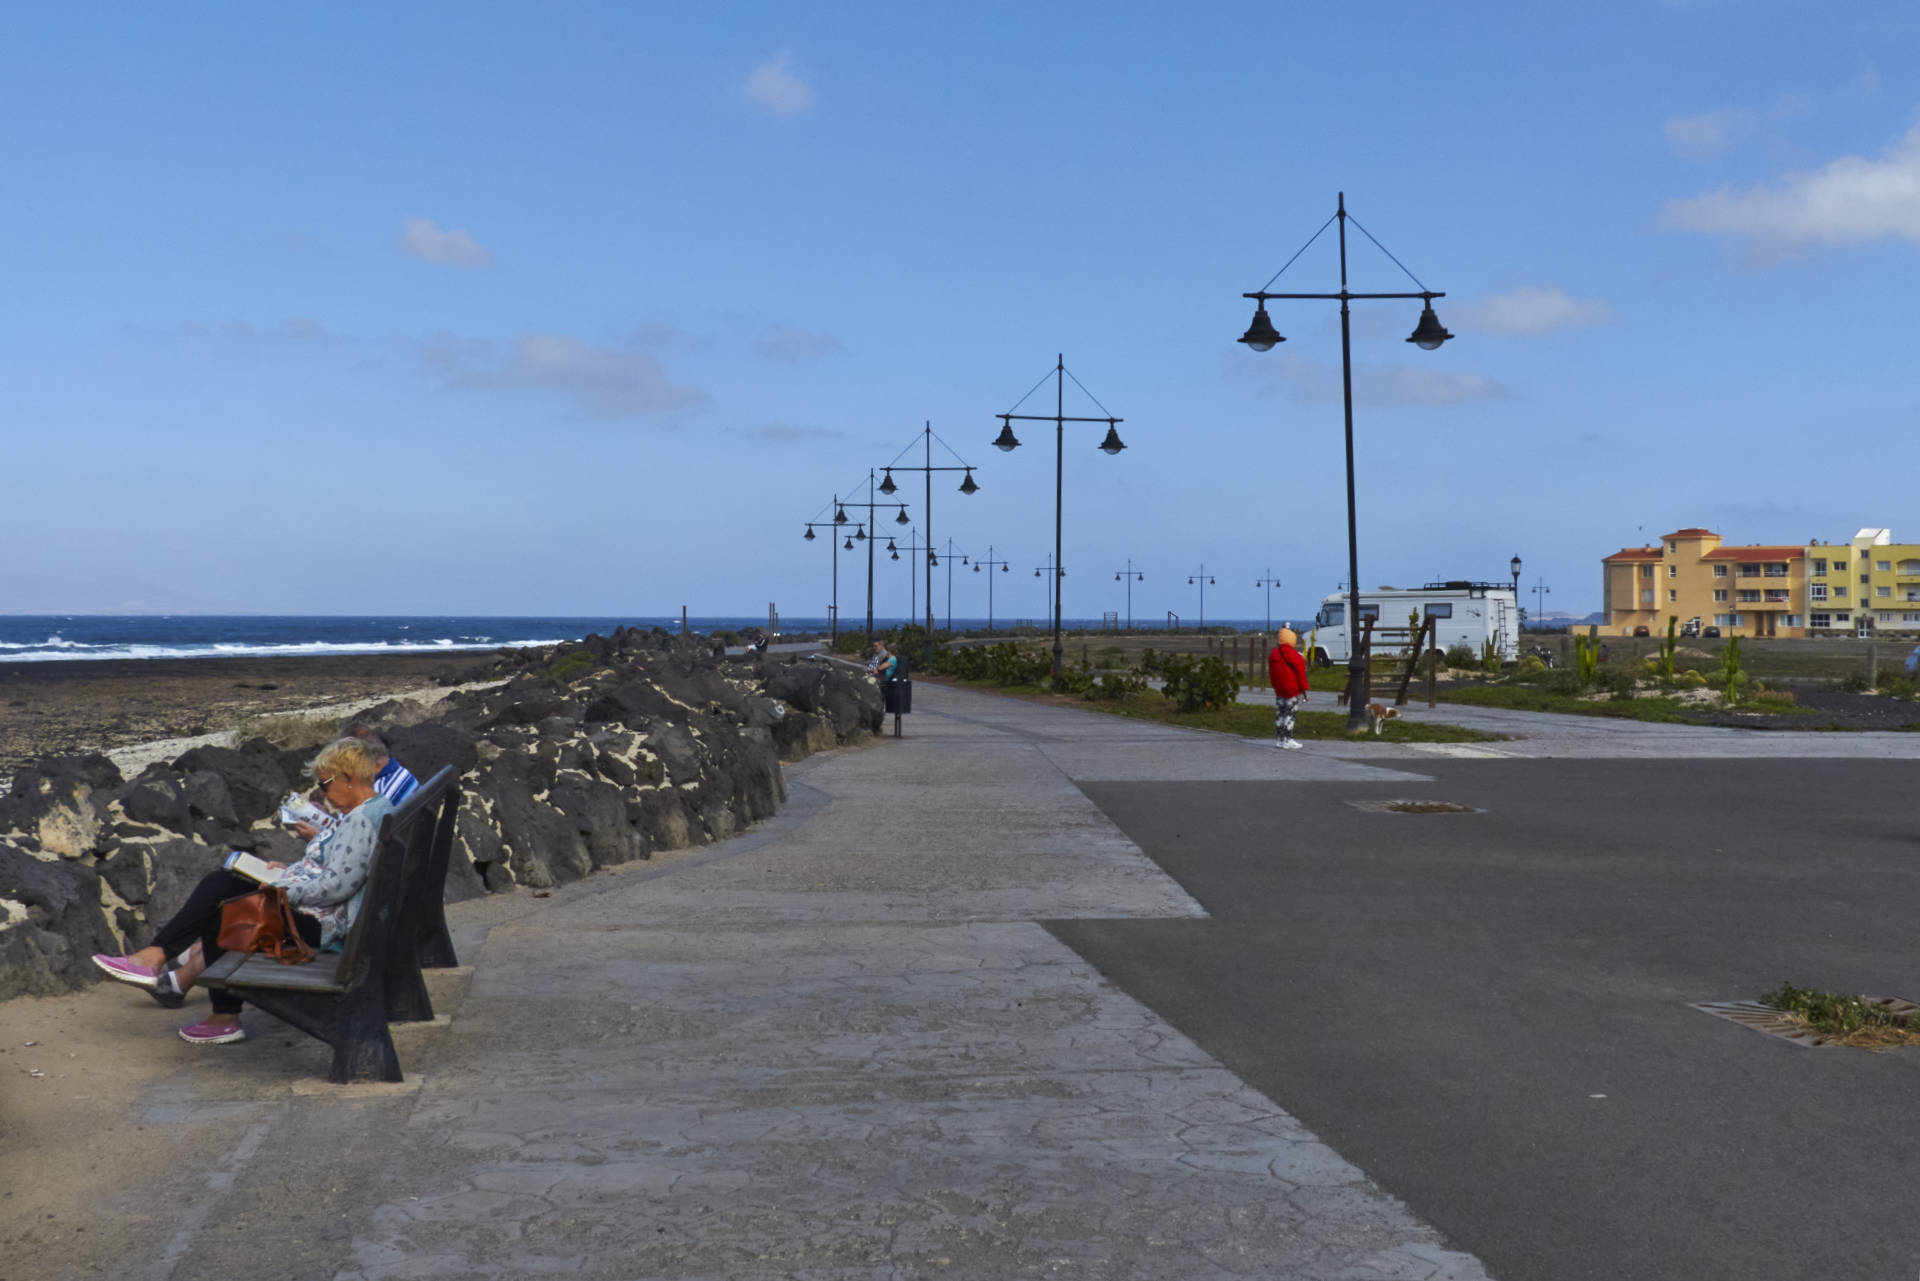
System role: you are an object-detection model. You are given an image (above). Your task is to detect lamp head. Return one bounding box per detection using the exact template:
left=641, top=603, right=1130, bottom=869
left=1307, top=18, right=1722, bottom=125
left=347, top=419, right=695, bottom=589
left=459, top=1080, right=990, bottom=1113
left=804, top=526, right=815, bottom=541
left=833, top=504, right=848, bottom=524
left=1510, top=555, right=1522, bottom=579
left=891, top=550, right=900, bottom=560
left=887, top=538, right=897, bottom=552
left=1097, top=423, right=1126, bottom=455
left=855, top=525, right=867, bottom=541
left=878, top=470, right=897, bottom=495
left=843, top=536, right=854, bottom=550
left=958, top=469, right=979, bottom=495
left=1238, top=301, right=1284, bottom=352
left=1407, top=300, right=1454, bottom=350
left=1001, top=563, right=1007, bottom=572
left=896, top=508, right=910, bottom=525
left=992, top=419, right=1021, bottom=452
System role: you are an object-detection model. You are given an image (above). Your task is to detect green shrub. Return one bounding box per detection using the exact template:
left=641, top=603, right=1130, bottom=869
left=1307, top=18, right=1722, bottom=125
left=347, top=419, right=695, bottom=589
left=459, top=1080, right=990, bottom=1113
left=986, top=643, right=1052, bottom=687
left=1051, top=662, right=1096, bottom=697
left=1600, top=665, right=1638, bottom=700
left=1719, top=635, right=1744, bottom=704
left=1158, top=653, right=1242, bottom=712
left=1763, top=982, right=1920, bottom=1036
left=1573, top=633, right=1601, bottom=685
left=1543, top=669, right=1585, bottom=696
left=1837, top=671, right=1871, bottom=693
left=1658, top=616, right=1678, bottom=683
left=1092, top=669, right=1148, bottom=700
left=1518, top=654, right=1546, bottom=675
left=239, top=712, right=340, bottom=751
left=1749, top=687, right=1795, bottom=707
left=1674, top=669, right=1708, bottom=689
left=1480, top=637, right=1502, bottom=676
left=545, top=649, right=597, bottom=685
left=1880, top=675, right=1918, bottom=700
left=1443, top=644, right=1477, bottom=669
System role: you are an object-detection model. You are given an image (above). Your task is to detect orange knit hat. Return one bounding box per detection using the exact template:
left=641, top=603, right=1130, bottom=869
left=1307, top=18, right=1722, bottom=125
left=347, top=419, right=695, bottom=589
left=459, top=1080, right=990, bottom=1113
left=1276, top=626, right=1298, bottom=648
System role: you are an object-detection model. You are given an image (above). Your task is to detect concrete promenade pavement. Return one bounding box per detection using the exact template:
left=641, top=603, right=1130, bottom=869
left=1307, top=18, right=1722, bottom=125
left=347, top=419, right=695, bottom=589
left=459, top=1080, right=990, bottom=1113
left=17, top=681, right=1498, bottom=1281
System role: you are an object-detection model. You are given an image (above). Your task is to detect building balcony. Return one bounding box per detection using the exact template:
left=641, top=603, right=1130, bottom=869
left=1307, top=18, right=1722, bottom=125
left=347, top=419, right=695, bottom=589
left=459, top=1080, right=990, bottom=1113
left=1739, top=599, right=1791, bottom=611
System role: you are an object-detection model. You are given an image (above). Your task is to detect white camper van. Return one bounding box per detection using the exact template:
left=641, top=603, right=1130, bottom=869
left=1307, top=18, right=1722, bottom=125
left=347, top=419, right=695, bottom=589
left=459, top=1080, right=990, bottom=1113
left=1306, top=582, right=1520, bottom=665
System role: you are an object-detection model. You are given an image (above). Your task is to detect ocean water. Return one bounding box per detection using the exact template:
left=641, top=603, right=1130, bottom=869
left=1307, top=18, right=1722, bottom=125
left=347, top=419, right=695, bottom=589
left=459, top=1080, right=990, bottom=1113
left=0, top=614, right=1287, bottom=663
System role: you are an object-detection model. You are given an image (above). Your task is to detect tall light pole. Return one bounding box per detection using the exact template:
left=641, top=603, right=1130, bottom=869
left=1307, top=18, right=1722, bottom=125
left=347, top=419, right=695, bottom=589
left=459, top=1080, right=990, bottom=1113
left=973, top=547, right=1011, bottom=630
left=802, top=496, right=866, bottom=644
left=1237, top=192, right=1455, bottom=731
left=1113, top=559, right=1145, bottom=631
left=845, top=470, right=910, bottom=646
left=1533, top=576, right=1551, bottom=631
left=1033, top=555, right=1061, bottom=632
left=889, top=529, right=932, bottom=630
left=1255, top=569, right=1282, bottom=635
left=1187, top=565, right=1216, bottom=630
left=938, top=537, right=970, bottom=632
left=880, top=424, right=980, bottom=667
left=994, top=355, right=1129, bottom=676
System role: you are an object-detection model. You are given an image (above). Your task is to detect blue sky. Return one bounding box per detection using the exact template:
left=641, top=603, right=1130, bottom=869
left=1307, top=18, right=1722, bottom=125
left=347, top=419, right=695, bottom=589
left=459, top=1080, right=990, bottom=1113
left=4, top=3, right=1916, bottom=624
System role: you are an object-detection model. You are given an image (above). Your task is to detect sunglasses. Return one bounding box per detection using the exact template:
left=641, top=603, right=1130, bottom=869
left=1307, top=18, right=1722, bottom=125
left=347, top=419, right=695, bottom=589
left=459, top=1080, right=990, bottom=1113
left=315, top=775, right=338, bottom=791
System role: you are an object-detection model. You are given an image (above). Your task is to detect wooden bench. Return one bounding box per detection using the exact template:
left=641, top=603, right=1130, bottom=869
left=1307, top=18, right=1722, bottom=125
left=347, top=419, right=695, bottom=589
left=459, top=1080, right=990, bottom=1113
left=202, top=766, right=462, bottom=1083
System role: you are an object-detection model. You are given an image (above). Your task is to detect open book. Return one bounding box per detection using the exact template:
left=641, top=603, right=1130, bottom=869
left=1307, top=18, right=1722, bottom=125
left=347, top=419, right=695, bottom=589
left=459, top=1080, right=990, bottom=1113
left=278, top=793, right=334, bottom=832
left=222, top=850, right=283, bottom=886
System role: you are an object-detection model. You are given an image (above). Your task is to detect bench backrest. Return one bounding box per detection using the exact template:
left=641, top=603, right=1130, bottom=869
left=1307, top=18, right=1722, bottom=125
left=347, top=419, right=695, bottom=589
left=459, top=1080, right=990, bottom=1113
left=332, top=766, right=457, bottom=981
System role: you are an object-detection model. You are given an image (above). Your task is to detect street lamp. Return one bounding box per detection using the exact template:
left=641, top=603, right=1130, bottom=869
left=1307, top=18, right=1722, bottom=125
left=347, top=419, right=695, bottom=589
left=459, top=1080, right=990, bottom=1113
left=1033, top=554, right=1063, bottom=633
left=1113, top=559, right=1145, bottom=631
left=1187, top=565, right=1217, bottom=630
left=1255, top=569, right=1282, bottom=636
left=802, top=496, right=865, bottom=643
left=881, top=423, right=980, bottom=666
left=973, top=547, right=1011, bottom=630
left=995, top=355, right=1130, bottom=676
left=1237, top=191, right=1455, bottom=731
left=1532, top=577, right=1551, bottom=633
left=890, top=528, right=933, bottom=629
left=938, top=537, right=970, bottom=632
left=1510, top=555, right=1522, bottom=596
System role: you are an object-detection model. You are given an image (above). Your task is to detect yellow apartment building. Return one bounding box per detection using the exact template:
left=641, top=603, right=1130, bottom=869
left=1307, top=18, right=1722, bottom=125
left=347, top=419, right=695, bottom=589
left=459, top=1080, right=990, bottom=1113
left=1602, top=527, right=1807, bottom=638
left=1806, top=529, right=1920, bottom=637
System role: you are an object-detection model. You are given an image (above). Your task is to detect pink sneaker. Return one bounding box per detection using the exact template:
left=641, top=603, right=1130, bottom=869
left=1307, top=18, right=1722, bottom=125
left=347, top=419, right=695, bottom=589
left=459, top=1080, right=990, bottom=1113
left=91, top=955, right=160, bottom=989
left=178, top=1018, right=246, bottom=1046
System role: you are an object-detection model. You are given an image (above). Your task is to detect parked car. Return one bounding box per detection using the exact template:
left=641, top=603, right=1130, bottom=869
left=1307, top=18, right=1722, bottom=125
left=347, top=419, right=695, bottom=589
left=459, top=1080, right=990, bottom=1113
left=1679, top=617, right=1702, bottom=638
left=1632, top=625, right=1651, bottom=636
left=1703, top=626, right=1722, bottom=638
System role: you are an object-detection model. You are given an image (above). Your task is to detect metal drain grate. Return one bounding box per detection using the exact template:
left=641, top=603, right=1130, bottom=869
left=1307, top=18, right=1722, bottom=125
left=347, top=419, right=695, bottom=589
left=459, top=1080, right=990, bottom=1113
left=1347, top=799, right=1477, bottom=815
left=1692, top=997, right=1920, bottom=1048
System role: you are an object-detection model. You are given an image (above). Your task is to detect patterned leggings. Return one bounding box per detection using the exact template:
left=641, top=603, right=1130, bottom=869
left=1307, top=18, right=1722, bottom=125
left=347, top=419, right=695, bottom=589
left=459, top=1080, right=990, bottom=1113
left=1274, top=695, right=1303, bottom=742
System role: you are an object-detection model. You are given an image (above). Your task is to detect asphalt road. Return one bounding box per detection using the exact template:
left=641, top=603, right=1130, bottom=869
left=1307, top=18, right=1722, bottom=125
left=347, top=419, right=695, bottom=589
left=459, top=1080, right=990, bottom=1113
left=1051, top=760, right=1920, bottom=1281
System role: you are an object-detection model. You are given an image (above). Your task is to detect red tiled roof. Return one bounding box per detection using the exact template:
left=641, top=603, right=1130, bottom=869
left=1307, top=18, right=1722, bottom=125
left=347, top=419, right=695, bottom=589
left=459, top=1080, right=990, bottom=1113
left=1603, top=548, right=1661, bottom=561
left=1663, top=527, right=1718, bottom=539
left=1699, top=547, right=1803, bottom=560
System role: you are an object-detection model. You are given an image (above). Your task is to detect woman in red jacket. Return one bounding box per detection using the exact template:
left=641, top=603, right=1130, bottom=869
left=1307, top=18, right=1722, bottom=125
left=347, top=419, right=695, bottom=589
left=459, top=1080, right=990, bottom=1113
left=1268, top=626, right=1310, bottom=750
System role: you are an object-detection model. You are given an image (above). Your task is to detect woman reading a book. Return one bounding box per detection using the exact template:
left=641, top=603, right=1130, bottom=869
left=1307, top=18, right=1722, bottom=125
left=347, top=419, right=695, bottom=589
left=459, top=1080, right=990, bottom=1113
left=89, top=737, right=395, bottom=1045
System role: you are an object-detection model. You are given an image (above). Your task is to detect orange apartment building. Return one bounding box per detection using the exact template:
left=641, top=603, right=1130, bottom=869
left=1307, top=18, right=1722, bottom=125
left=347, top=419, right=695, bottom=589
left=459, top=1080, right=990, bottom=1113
left=1602, top=528, right=1808, bottom=638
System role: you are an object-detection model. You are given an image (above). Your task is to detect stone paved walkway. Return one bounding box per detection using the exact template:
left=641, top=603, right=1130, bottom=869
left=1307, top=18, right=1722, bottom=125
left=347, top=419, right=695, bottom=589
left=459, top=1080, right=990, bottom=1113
left=45, top=680, right=1503, bottom=1281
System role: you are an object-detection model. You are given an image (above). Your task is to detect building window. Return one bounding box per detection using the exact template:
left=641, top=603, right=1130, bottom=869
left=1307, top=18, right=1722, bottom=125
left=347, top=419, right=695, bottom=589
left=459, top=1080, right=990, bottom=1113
left=1835, top=587, right=1849, bottom=598
left=1737, top=590, right=1761, bottom=603
left=1877, top=586, right=1892, bottom=597
left=1811, top=613, right=1831, bottom=629
left=1811, top=584, right=1828, bottom=601
left=1835, top=612, right=1851, bottom=622
left=1668, top=541, right=1677, bottom=553
left=1813, top=559, right=1827, bottom=575
left=1713, top=589, right=1728, bottom=602
left=1862, top=574, right=1871, bottom=584
left=1713, top=565, right=1728, bottom=578
left=1668, top=565, right=1677, bottom=578
left=1785, top=615, right=1802, bottom=627
left=1641, top=565, right=1654, bottom=579
left=1425, top=603, right=1452, bottom=618
left=1668, top=589, right=1677, bottom=602
left=1905, top=614, right=1920, bottom=624
left=1877, top=561, right=1891, bottom=572
left=1880, top=613, right=1894, bottom=623
left=1738, top=564, right=1760, bottom=577
left=1901, top=560, right=1920, bottom=575
left=1764, top=563, right=1788, bottom=577
left=1714, top=614, right=1734, bottom=627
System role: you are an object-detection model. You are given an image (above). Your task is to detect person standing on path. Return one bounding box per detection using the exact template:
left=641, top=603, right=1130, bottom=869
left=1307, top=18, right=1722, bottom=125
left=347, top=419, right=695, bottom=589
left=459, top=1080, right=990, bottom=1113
left=1269, top=626, right=1310, bottom=750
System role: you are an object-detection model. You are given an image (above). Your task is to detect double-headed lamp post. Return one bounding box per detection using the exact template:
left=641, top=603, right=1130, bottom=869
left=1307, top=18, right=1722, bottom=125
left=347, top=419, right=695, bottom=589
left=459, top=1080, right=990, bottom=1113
left=889, top=529, right=933, bottom=628
left=1238, top=191, right=1455, bottom=731
left=1187, top=566, right=1217, bottom=630
left=994, top=355, right=1129, bottom=676
left=973, top=547, right=1011, bottom=630
left=879, top=423, right=980, bottom=667
left=1033, top=555, right=1063, bottom=632
left=1113, top=559, right=1145, bottom=631
left=1532, top=577, right=1551, bottom=632
left=1255, top=570, right=1282, bottom=635
left=802, top=496, right=866, bottom=643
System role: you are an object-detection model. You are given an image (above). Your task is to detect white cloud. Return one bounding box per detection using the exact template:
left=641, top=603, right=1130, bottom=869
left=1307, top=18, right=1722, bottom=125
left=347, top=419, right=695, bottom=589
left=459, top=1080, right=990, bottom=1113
left=745, top=51, right=814, bottom=116
left=425, top=335, right=704, bottom=419
left=1452, top=287, right=1613, bottom=336
left=1239, top=353, right=1506, bottom=408
left=753, top=326, right=843, bottom=361
left=1662, top=121, right=1920, bottom=248
left=1663, top=108, right=1755, bottom=159
left=399, top=217, right=495, bottom=268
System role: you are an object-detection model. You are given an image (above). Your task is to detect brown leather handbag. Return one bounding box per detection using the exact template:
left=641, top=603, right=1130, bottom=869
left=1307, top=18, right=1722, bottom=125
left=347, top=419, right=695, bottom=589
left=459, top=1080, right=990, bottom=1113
left=216, top=886, right=317, bottom=965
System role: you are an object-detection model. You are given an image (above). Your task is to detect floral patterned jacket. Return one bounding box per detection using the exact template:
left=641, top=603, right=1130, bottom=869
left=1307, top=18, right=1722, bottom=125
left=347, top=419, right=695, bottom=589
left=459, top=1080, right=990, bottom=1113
left=278, top=794, right=393, bottom=948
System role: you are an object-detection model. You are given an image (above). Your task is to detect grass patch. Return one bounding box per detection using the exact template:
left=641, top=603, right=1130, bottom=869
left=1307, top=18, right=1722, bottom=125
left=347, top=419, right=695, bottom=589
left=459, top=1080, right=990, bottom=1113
left=238, top=712, right=339, bottom=750
left=1436, top=685, right=1699, bottom=722
left=1761, top=982, right=1920, bottom=1050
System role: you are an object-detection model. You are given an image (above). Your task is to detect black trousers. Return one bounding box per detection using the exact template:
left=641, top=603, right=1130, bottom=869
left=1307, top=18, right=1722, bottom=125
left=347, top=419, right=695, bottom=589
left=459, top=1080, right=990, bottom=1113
left=150, top=869, right=322, bottom=1015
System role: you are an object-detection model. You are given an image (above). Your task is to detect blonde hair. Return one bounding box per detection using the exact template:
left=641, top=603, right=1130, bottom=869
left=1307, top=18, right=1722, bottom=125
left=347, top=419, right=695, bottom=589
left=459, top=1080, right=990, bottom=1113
left=311, top=737, right=379, bottom=787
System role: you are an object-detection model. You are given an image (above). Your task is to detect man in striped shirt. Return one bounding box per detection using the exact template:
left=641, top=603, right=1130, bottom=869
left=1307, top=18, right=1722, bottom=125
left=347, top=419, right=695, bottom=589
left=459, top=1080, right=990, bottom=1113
left=350, top=728, right=420, bottom=806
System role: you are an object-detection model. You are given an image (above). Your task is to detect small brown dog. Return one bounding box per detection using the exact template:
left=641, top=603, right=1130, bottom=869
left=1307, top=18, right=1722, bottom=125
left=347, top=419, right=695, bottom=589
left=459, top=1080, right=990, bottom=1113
left=1366, top=703, right=1400, bottom=735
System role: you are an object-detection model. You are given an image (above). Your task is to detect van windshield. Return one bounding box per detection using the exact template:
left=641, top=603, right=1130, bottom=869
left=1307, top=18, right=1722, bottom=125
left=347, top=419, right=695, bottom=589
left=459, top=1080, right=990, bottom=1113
left=1320, top=605, right=1344, bottom=628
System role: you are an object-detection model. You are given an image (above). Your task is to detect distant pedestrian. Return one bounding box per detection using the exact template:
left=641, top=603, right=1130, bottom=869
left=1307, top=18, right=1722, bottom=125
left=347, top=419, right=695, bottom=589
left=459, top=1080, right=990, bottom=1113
left=866, top=641, right=895, bottom=679
left=1268, top=626, right=1309, bottom=751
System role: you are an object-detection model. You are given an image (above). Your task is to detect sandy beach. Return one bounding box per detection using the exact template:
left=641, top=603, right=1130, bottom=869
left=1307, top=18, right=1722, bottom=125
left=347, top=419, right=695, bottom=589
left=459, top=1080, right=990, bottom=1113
left=0, top=650, right=508, bottom=776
